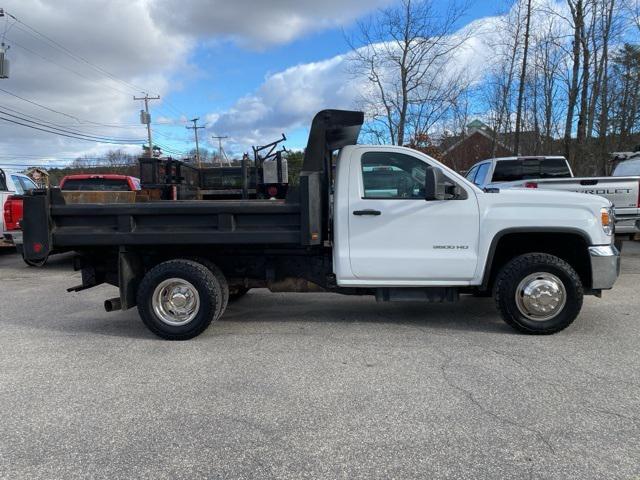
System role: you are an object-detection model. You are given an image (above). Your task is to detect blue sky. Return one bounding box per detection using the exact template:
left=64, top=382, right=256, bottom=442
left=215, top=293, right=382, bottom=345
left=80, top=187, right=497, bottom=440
left=153, top=0, right=503, bottom=156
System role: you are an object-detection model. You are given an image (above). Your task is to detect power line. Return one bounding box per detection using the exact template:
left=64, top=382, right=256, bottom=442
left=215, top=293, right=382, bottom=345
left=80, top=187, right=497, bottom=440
left=8, top=17, right=146, bottom=95
left=5, top=36, right=134, bottom=97
left=0, top=86, right=138, bottom=129
left=0, top=105, right=142, bottom=143
left=0, top=115, right=144, bottom=145
left=8, top=15, right=202, bottom=126
left=154, top=142, right=189, bottom=156
left=2, top=8, right=193, bottom=125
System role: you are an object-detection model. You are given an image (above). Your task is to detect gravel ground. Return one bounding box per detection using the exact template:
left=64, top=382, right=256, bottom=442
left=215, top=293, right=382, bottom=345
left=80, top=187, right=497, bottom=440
left=0, top=243, right=639, bottom=479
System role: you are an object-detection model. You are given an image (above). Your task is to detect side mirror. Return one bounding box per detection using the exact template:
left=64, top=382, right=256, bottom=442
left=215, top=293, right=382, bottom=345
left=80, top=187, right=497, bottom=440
left=424, top=166, right=446, bottom=201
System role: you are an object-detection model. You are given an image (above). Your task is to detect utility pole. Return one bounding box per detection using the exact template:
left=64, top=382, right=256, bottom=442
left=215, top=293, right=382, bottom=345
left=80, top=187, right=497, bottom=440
left=186, top=118, right=205, bottom=167
left=212, top=135, right=229, bottom=165
left=134, top=94, right=160, bottom=157
left=0, top=9, right=12, bottom=80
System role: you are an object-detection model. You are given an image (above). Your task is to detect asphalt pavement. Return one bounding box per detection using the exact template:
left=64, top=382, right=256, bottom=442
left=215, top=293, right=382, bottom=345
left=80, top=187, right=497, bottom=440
left=0, top=244, right=639, bottom=479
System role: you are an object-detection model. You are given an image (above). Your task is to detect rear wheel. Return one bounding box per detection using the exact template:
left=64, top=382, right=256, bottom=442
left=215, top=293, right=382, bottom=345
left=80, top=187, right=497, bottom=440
left=494, top=253, right=583, bottom=335
left=137, top=259, right=221, bottom=340
left=187, top=257, right=229, bottom=316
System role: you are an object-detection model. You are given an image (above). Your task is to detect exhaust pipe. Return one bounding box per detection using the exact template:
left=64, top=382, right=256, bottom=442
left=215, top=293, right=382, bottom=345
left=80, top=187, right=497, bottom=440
left=104, top=297, right=122, bottom=312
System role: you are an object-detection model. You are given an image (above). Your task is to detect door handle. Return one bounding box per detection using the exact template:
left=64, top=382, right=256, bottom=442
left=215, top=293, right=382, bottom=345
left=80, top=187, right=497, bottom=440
left=353, top=209, right=381, bottom=216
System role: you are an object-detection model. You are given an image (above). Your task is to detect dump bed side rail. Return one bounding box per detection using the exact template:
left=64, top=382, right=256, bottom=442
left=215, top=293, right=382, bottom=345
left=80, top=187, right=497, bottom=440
left=23, top=189, right=304, bottom=260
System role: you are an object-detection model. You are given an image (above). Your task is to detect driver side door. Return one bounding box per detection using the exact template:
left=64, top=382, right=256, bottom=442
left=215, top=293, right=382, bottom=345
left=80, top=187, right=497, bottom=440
left=348, top=149, right=480, bottom=283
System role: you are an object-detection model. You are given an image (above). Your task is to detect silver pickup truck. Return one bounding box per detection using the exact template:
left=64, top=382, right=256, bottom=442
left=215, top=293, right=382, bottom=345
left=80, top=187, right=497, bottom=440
left=466, top=156, right=640, bottom=235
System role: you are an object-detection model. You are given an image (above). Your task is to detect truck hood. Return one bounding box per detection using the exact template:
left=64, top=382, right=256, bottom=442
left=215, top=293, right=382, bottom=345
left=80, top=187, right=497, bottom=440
left=486, top=186, right=612, bottom=209
left=478, top=187, right=612, bottom=245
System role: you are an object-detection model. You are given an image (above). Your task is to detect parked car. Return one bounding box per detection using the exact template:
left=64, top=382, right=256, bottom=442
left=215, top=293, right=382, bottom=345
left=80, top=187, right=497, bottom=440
left=466, top=156, right=640, bottom=236
left=611, top=156, right=640, bottom=177
left=22, top=110, right=620, bottom=339
left=59, top=174, right=141, bottom=191
left=1, top=168, right=38, bottom=250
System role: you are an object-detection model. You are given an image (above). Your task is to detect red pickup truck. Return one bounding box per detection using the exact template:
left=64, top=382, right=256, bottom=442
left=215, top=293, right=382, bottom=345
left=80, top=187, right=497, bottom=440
left=59, top=174, right=141, bottom=191
left=4, top=174, right=140, bottom=265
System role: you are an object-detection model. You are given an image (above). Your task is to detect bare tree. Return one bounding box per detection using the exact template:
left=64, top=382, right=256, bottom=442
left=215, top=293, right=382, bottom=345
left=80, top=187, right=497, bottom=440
left=609, top=44, right=640, bottom=147
left=514, top=0, right=534, bottom=154
left=532, top=18, right=565, bottom=153
left=347, top=0, right=472, bottom=146
left=481, top=0, right=528, bottom=155
left=563, top=0, right=586, bottom=161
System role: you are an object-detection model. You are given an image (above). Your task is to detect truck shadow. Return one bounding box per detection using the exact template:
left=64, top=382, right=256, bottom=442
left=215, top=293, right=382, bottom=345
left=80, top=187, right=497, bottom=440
left=4, top=288, right=511, bottom=340
left=219, top=291, right=513, bottom=335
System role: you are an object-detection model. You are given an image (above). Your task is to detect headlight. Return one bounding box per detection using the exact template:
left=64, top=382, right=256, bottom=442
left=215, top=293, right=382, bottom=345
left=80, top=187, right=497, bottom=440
left=601, top=207, right=614, bottom=236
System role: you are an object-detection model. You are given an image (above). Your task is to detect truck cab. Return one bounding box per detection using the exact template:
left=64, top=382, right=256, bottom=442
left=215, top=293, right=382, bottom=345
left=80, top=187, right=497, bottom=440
left=333, top=145, right=615, bottom=290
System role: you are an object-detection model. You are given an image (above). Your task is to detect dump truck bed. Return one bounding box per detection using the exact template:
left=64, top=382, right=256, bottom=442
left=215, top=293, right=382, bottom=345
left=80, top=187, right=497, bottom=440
left=51, top=199, right=303, bottom=246
left=24, top=190, right=305, bottom=253
left=22, top=110, right=365, bottom=261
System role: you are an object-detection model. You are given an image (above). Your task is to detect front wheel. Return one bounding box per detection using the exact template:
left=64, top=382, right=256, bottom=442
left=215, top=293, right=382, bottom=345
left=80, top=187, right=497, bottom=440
left=494, top=253, right=583, bottom=335
left=137, top=259, right=222, bottom=340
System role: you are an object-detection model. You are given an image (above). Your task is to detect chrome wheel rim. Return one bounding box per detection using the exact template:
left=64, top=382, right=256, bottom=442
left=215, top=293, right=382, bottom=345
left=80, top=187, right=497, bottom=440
left=152, top=278, right=200, bottom=326
left=515, top=272, right=566, bottom=321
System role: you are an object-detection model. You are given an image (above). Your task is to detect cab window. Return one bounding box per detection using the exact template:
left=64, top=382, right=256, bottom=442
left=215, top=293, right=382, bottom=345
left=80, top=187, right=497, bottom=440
left=10, top=175, right=24, bottom=194
left=19, top=176, right=37, bottom=192
left=492, top=160, right=522, bottom=182
left=465, top=165, right=479, bottom=182
left=473, top=163, right=491, bottom=186
left=361, top=152, right=427, bottom=199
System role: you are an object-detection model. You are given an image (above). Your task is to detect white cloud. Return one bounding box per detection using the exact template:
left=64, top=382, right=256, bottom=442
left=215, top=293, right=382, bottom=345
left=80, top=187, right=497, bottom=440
left=0, top=0, right=193, bottom=164
left=149, top=0, right=390, bottom=48
left=208, top=54, right=359, bottom=149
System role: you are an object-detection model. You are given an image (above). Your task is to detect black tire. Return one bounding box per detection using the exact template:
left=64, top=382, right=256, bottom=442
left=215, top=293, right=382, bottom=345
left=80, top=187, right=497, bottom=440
left=187, top=257, right=229, bottom=318
left=137, top=259, right=221, bottom=340
left=229, top=287, right=250, bottom=301
left=494, top=253, right=583, bottom=335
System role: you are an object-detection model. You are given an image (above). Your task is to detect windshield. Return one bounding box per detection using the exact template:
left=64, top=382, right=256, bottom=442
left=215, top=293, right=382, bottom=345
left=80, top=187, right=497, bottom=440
left=612, top=159, right=640, bottom=177
left=492, top=158, right=571, bottom=182
left=62, top=178, right=131, bottom=191
left=0, top=169, right=6, bottom=191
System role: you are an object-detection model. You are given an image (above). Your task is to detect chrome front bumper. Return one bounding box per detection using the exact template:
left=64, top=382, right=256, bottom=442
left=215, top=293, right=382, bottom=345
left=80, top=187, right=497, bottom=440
left=589, top=245, right=621, bottom=290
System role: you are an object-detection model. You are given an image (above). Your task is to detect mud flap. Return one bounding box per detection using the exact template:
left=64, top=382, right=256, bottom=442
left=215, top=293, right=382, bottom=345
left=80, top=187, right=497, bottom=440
left=118, top=248, right=143, bottom=310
